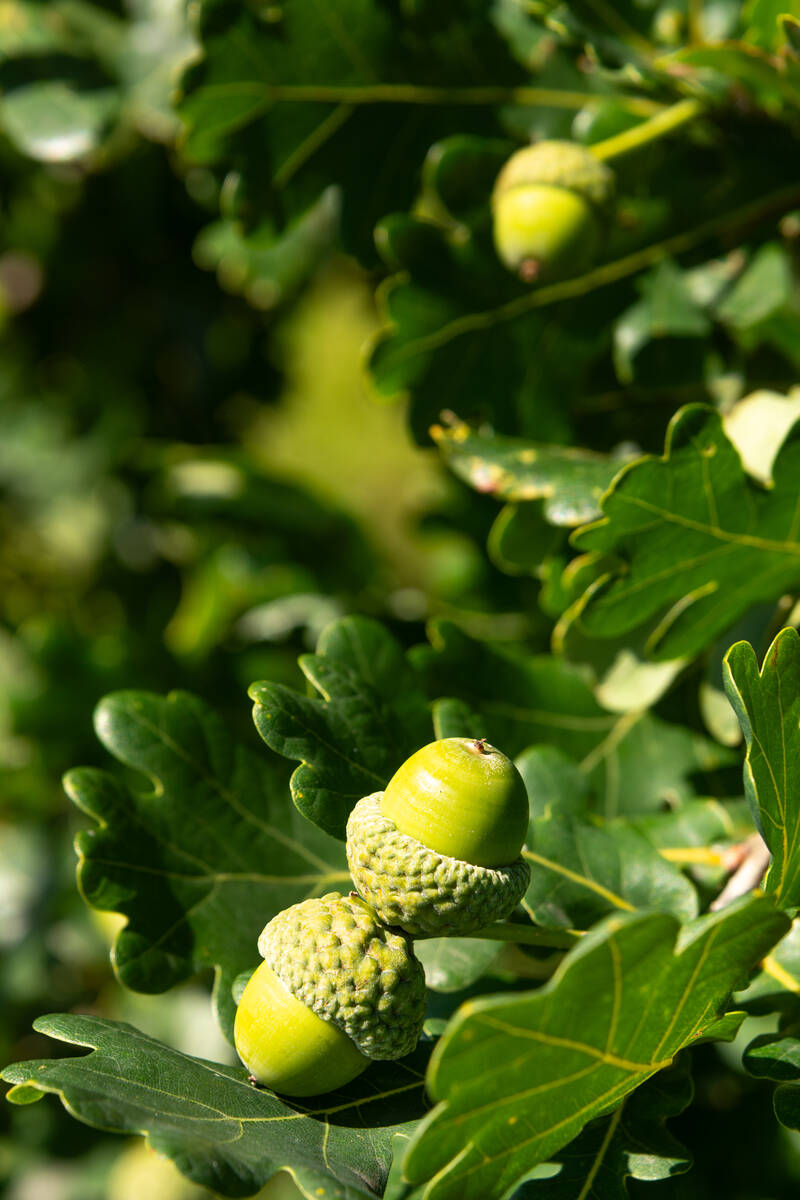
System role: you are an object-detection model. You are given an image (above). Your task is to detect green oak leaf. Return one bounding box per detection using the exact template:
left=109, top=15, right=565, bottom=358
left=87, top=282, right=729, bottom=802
left=562, top=405, right=800, bottom=661
left=431, top=415, right=632, bottom=526
left=515, top=1058, right=693, bottom=1198
left=1, top=1013, right=430, bottom=1200
left=250, top=616, right=431, bottom=841
left=739, top=919, right=800, bottom=1016
left=178, top=2, right=522, bottom=264
left=626, top=797, right=753, bottom=852
left=518, top=747, right=699, bottom=929
left=415, top=937, right=503, bottom=994
left=723, top=627, right=800, bottom=909
left=414, top=621, right=732, bottom=816
left=487, top=502, right=567, bottom=577
left=612, top=258, right=711, bottom=385
left=714, top=242, right=794, bottom=335
left=66, top=690, right=349, bottom=1041
left=369, top=207, right=610, bottom=443
left=193, top=187, right=340, bottom=312
left=400, top=896, right=788, bottom=1200
left=741, top=923, right=800, bottom=1133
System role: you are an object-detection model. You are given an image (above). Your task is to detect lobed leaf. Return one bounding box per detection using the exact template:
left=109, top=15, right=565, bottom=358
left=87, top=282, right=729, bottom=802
left=250, top=616, right=431, bottom=840
left=515, top=1059, right=693, bottom=1198
left=723, top=627, right=800, bottom=909
left=519, top=748, right=700, bottom=929
left=741, top=923, right=800, bottom=1135
left=66, top=690, right=349, bottom=1041
left=178, top=3, right=523, bottom=265
left=400, top=896, right=788, bottom=1200
left=416, top=621, right=732, bottom=817
left=562, top=405, right=800, bottom=661
left=2, top=1014, right=430, bottom=1199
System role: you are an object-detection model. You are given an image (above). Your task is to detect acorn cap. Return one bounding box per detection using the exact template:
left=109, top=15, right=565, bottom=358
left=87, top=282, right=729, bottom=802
left=347, top=794, right=531, bottom=938
left=492, top=140, right=614, bottom=213
left=258, top=892, right=426, bottom=1060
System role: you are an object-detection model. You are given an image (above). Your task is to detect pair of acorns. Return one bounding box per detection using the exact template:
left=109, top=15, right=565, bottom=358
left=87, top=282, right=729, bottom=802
left=234, top=737, right=530, bottom=1096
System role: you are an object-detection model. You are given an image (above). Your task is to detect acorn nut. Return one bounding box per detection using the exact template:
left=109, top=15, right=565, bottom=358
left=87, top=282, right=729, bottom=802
left=492, top=140, right=614, bottom=283
left=234, top=892, right=426, bottom=1096
left=346, top=737, right=531, bottom=938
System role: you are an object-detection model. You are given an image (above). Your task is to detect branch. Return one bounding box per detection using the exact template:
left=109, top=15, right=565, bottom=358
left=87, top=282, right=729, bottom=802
left=239, top=84, right=664, bottom=117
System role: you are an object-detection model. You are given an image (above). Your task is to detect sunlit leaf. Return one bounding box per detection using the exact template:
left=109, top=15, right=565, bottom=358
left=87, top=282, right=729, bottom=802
left=2, top=1013, right=430, bottom=1200
left=0, top=81, right=118, bottom=162
left=401, top=896, right=787, bottom=1200
left=250, top=616, right=431, bottom=840
left=415, top=621, right=732, bottom=816
left=432, top=416, right=632, bottom=526
left=515, top=1059, right=693, bottom=1198
left=519, top=747, right=699, bottom=928
left=66, top=690, right=349, bottom=1041
left=562, top=405, right=800, bottom=661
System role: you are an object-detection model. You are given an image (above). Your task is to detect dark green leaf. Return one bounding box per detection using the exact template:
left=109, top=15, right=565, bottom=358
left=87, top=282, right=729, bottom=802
left=741, top=924, right=800, bottom=1132
left=487, top=502, right=567, bottom=576
left=723, top=626, right=800, bottom=908
left=415, top=938, right=503, bottom=993
left=401, top=897, right=787, bottom=1200
left=564, top=405, right=800, bottom=661
left=415, top=621, right=732, bottom=816
left=519, top=747, right=699, bottom=928
left=715, top=243, right=794, bottom=332
left=193, top=187, right=340, bottom=311
left=370, top=211, right=607, bottom=443
left=178, top=2, right=524, bottom=262
left=613, top=260, right=711, bottom=385
left=66, top=690, right=348, bottom=1041
left=739, top=918, right=800, bottom=1015
left=250, top=616, right=431, bottom=840
left=515, top=1059, right=693, bottom=1198
left=2, top=1013, right=430, bottom=1199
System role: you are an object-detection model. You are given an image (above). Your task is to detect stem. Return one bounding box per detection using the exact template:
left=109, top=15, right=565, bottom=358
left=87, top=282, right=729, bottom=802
left=591, top=98, right=705, bottom=163
left=247, top=84, right=664, bottom=117
left=462, top=923, right=582, bottom=949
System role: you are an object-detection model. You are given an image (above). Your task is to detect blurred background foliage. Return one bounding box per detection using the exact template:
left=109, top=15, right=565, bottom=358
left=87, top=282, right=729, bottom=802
left=5, top=0, right=800, bottom=1197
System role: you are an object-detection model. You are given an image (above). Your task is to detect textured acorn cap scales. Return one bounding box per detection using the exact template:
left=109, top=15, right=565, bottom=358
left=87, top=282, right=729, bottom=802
left=258, top=892, right=426, bottom=1060
left=347, top=793, right=531, bottom=938
left=492, top=140, right=615, bottom=212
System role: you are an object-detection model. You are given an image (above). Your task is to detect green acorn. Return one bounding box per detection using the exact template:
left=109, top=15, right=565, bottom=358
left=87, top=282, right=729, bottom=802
left=234, top=893, right=426, bottom=1096
left=346, top=738, right=531, bottom=938
left=492, top=140, right=614, bottom=283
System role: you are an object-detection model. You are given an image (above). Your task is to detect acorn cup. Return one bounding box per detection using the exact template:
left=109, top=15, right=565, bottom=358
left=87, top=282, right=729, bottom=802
left=346, top=737, right=531, bottom=938
left=234, top=892, right=426, bottom=1097
left=492, top=139, right=615, bottom=283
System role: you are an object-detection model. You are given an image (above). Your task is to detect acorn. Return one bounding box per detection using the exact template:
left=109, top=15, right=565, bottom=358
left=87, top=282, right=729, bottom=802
left=491, top=140, right=614, bottom=283
left=234, top=892, right=426, bottom=1096
left=346, top=738, right=530, bottom=938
